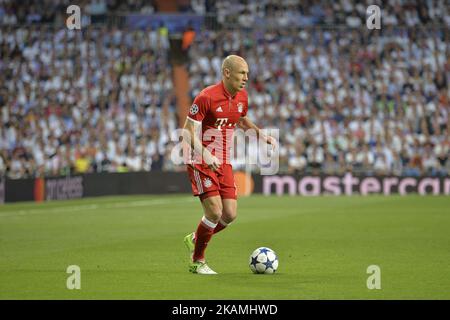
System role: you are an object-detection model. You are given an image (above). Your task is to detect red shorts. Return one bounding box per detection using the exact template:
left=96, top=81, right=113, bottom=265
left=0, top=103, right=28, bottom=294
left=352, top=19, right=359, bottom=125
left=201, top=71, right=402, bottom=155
left=187, top=163, right=237, bottom=201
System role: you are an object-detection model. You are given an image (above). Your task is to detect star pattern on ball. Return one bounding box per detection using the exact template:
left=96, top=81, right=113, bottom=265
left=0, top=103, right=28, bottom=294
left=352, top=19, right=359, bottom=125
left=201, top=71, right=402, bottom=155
left=250, top=256, right=259, bottom=266
left=263, top=259, right=273, bottom=269
left=259, top=248, right=270, bottom=255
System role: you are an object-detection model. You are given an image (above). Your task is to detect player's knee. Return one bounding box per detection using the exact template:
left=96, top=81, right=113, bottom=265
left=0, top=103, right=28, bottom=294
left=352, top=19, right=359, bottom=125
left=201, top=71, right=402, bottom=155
left=204, top=202, right=223, bottom=222
left=221, top=209, right=237, bottom=223
left=213, top=207, right=223, bottom=217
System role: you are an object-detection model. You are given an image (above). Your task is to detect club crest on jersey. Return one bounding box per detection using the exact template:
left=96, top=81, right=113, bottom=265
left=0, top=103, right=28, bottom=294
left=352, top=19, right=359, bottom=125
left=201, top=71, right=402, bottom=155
left=190, top=104, right=199, bottom=115
left=203, top=178, right=213, bottom=188
left=216, top=106, right=223, bottom=112
left=237, top=102, right=243, bottom=113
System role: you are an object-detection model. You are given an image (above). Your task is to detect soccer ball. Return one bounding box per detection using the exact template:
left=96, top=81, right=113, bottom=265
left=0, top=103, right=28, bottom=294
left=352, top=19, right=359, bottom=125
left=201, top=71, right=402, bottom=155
left=249, top=247, right=278, bottom=274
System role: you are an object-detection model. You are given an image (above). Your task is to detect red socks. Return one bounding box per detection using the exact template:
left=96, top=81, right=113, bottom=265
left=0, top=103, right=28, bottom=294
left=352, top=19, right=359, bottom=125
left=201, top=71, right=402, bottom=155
left=192, top=216, right=217, bottom=262
left=213, top=220, right=228, bottom=234
left=192, top=217, right=230, bottom=262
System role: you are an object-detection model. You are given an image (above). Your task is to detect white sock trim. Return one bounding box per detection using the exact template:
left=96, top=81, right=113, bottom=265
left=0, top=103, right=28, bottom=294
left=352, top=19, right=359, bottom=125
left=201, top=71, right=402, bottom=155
left=201, top=216, right=218, bottom=229
left=219, top=219, right=229, bottom=227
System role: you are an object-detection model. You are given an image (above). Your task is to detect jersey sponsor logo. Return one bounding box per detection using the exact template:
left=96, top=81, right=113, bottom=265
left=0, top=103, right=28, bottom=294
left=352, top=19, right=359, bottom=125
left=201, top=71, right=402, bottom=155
left=237, top=102, right=243, bottom=113
left=216, top=106, right=223, bottom=112
left=214, top=118, right=228, bottom=130
left=190, top=104, right=199, bottom=115
left=203, top=178, right=213, bottom=188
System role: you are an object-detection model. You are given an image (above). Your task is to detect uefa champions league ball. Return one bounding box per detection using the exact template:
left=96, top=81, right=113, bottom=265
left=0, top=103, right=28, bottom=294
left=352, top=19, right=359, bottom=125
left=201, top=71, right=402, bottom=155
left=249, top=247, right=279, bottom=274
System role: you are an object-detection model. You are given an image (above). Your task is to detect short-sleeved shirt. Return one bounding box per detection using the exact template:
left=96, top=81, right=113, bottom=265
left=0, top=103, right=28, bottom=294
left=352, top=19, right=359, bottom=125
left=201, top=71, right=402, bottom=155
left=187, top=81, right=248, bottom=164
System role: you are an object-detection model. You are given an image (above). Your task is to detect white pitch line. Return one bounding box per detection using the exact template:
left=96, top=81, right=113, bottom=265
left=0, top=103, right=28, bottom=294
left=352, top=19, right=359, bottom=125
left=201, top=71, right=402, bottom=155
left=0, top=197, right=195, bottom=217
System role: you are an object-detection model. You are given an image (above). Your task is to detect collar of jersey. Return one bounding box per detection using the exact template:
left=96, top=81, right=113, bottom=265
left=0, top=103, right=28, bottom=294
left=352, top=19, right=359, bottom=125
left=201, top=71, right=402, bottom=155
left=221, top=81, right=237, bottom=99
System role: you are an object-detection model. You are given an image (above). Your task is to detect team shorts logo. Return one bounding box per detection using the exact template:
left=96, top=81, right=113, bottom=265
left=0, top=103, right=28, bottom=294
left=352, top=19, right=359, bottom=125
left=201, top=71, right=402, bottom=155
left=203, top=178, right=213, bottom=188
left=237, top=102, right=243, bottom=113
left=190, top=104, right=199, bottom=115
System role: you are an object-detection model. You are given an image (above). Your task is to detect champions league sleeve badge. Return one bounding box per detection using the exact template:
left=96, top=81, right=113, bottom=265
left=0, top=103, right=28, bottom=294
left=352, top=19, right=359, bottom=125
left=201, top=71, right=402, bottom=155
left=190, top=104, right=199, bottom=115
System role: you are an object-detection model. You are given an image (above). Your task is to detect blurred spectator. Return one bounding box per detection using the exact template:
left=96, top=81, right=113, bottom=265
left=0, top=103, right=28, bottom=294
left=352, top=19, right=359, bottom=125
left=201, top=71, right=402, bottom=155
left=87, top=0, right=108, bottom=24
left=182, top=22, right=196, bottom=52
left=74, top=147, right=91, bottom=174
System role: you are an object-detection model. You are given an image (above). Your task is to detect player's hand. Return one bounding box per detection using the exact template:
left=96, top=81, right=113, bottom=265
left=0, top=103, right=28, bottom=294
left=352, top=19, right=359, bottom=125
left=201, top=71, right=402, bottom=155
left=263, top=135, right=277, bottom=156
left=265, top=135, right=277, bottom=147
left=203, top=152, right=221, bottom=171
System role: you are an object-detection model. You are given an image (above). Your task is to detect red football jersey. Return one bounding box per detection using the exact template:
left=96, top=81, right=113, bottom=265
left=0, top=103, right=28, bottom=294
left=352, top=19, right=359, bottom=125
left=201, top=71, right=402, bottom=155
left=187, top=81, right=248, bottom=164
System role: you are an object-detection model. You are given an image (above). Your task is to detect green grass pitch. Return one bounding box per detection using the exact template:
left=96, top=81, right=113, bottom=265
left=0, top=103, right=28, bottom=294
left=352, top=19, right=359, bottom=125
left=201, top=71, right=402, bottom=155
left=0, top=194, right=449, bottom=299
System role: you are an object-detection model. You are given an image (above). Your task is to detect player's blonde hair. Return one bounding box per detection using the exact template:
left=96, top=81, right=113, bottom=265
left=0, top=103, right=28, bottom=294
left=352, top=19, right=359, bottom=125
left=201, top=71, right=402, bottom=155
left=221, top=55, right=246, bottom=74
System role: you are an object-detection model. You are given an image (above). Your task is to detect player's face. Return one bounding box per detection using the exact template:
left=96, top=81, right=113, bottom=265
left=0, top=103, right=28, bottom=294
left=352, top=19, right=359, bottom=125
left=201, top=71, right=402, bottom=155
left=225, top=61, right=249, bottom=92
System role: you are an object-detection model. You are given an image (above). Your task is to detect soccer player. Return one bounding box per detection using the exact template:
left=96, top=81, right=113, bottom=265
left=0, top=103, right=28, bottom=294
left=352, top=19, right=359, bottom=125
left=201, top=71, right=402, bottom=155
left=182, top=55, right=276, bottom=274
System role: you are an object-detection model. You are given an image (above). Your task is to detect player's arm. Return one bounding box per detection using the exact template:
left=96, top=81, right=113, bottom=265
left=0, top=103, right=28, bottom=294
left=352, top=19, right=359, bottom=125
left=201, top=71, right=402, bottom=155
left=237, top=116, right=277, bottom=146
left=182, top=118, right=221, bottom=171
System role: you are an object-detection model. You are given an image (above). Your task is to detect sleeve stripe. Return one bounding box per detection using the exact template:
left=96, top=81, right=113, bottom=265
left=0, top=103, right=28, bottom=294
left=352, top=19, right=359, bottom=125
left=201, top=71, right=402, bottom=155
left=187, top=116, right=202, bottom=124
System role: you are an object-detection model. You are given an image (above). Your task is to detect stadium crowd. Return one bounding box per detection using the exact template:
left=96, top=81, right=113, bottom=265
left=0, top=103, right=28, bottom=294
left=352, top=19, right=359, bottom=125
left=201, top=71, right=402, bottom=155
left=0, top=23, right=177, bottom=179
left=0, top=0, right=449, bottom=179
left=0, top=0, right=158, bottom=25
left=207, top=0, right=450, bottom=28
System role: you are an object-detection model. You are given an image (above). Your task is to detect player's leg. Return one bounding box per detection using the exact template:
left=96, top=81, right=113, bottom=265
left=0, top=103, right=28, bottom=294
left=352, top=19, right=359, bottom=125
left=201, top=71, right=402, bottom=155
left=187, top=194, right=222, bottom=274
left=185, top=164, right=221, bottom=274
left=213, top=198, right=237, bottom=234
left=192, top=194, right=222, bottom=262
left=214, top=164, right=238, bottom=234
